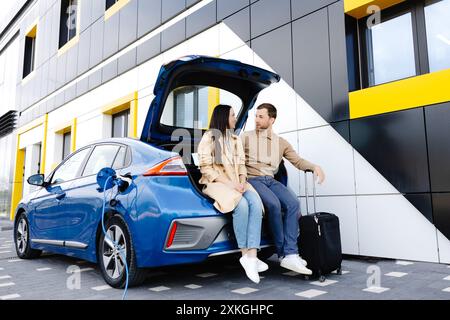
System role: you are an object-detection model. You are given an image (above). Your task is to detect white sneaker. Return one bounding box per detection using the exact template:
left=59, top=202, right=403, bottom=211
left=278, top=255, right=308, bottom=266
left=280, top=254, right=313, bottom=275
left=299, top=256, right=308, bottom=267
left=256, top=258, right=269, bottom=272
left=239, top=255, right=260, bottom=284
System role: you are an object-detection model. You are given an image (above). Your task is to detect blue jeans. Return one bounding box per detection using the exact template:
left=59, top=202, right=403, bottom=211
left=232, top=191, right=263, bottom=249
left=248, top=176, right=300, bottom=258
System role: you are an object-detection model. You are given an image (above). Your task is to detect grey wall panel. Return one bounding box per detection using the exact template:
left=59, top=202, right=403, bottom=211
left=38, top=100, right=46, bottom=117
left=46, top=96, right=55, bottom=113
left=16, top=38, right=25, bottom=86
left=187, top=0, right=201, bottom=7
left=31, top=68, right=41, bottom=105
left=103, top=13, right=119, bottom=59
left=186, top=0, right=216, bottom=38
left=42, top=9, right=51, bottom=66
left=250, top=0, right=290, bottom=38
left=137, top=34, right=161, bottom=65
left=88, top=68, right=102, bottom=90
left=118, top=48, right=137, bottom=75
left=433, top=193, right=450, bottom=240
left=217, top=0, right=249, bottom=20
left=89, top=19, right=104, bottom=68
left=328, top=1, right=349, bottom=121
left=161, top=19, right=185, bottom=51
left=91, top=0, right=105, bottom=25
left=425, top=102, right=450, bottom=192
left=79, top=0, right=92, bottom=33
left=76, top=77, right=89, bottom=96
left=119, top=0, right=138, bottom=50
left=102, top=60, right=118, bottom=83
left=331, top=120, right=350, bottom=143
left=47, top=55, right=57, bottom=93
left=350, top=108, right=430, bottom=194
left=56, top=53, right=67, bottom=89
left=50, top=0, right=60, bottom=57
left=292, top=0, right=337, bottom=20
left=223, top=7, right=250, bottom=43
left=54, top=90, right=65, bottom=108
left=35, top=11, right=46, bottom=69
left=404, top=193, right=433, bottom=223
left=64, top=83, right=76, bottom=103
left=15, top=86, right=22, bottom=112
left=65, top=43, right=79, bottom=83
left=137, top=0, right=162, bottom=38
left=40, top=62, right=49, bottom=98
left=77, top=28, right=91, bottom=76
left=251, top=24, right=293, bottom=86
left=162, top=0, right=186, bottom=23
left=292, top=9, right=332, bottom=122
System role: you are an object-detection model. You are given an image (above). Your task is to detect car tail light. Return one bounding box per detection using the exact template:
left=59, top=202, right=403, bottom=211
left=166, top=222, right=178, bottom=248
left=143, top=156, right=187, bottom=176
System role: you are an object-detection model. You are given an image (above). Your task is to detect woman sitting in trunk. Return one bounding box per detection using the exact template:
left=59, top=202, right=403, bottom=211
left=197, top=104, right=267, bottom=284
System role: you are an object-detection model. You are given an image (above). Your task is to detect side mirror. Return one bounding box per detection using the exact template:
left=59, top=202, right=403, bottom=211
left=27, top=174, right=46, bottom=187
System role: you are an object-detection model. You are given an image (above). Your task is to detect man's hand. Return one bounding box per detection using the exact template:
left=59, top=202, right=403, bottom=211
left=313, top=166, right=325, bottom=184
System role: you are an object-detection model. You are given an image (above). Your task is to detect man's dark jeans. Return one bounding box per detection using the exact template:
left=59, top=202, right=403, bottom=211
left=248, top=176, right=300, bottom=258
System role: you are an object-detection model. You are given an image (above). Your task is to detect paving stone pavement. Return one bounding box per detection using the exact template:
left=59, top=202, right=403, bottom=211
left=0, top=229, right=450, bottom=300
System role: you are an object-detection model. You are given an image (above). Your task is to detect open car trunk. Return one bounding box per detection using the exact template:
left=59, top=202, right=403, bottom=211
left=141, top=56, right=281, bottom=199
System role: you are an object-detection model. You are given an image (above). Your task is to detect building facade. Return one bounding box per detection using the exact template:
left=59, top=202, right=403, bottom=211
left=0, top=0, right=449, bottom=263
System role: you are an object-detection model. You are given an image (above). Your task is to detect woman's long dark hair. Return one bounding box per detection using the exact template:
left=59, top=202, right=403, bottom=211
left=208, top=104, right=233, bottom=165
left=209, top=104, right=232, bottom=135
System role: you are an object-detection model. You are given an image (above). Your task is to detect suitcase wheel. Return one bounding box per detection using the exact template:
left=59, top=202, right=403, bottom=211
left=319, top=275, right=326, bottom=283
left=336, top=267, right=342, bottom=275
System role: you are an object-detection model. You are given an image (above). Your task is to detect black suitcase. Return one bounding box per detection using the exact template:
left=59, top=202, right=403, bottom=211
left=298, top=170, right=342, bottom=282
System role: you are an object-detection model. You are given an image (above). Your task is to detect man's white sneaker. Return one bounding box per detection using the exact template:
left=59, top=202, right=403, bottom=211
left=280, top=254, right=312, bottom=275
left=256, top=258, right=269, bottom=272
left=278, top=255, right=308, bottom=266
left=239, top=255, right=260, bottom=284
left=299, top=256, right=308, bottom=267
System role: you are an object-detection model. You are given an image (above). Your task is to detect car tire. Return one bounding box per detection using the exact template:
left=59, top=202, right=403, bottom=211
left=15, top=213, right=42, bottom=259
left=98, top=216, right=147, bottom=288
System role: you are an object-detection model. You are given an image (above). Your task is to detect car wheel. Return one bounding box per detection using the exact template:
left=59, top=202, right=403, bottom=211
left=15, top=214, right=41, bottom=259
left=98, top=216, right=147, bottom=288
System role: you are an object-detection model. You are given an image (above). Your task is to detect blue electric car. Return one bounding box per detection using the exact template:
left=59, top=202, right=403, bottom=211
left=14, top=56, right=281, bottom=288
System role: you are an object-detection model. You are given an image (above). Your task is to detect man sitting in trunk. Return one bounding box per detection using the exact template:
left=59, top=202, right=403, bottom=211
left=241, top=103, right=325, bottom=275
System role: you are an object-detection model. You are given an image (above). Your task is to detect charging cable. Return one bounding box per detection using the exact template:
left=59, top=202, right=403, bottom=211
left=100, top=174, right=130, bottom=300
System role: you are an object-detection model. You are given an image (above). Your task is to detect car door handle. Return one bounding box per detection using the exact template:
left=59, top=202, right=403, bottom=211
left=56, top=192, right=66, bottom=200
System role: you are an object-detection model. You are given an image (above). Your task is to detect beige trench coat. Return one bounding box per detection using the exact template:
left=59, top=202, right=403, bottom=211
left=198, top=130, right=263, bottom=214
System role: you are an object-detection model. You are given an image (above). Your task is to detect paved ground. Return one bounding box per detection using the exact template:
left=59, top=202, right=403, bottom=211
left=0, top=228, right=450, bottom=300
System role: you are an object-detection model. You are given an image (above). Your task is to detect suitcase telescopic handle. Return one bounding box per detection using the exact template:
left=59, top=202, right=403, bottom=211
left=304, top=169, right=317, bottom=215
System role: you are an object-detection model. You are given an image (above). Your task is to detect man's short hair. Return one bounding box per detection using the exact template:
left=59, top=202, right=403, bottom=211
left=257, top=103, right=277, bottom=119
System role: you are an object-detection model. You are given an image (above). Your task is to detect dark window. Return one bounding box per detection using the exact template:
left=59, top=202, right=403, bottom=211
left=51, top=147, right=90, bottom=184
left=345, top=15, right=361, bottom=92
left=356, top=0, right=450, bottom=88
left=62, top=131, right=71, bottom=160
left=82, top=145, right=121, bottom=176
left=424, top=0, right=450, bottom=72
left=106, top=0, right=119, bottom=10
left=59, top=0, right=78, bottom=48
left=362, top=9, right=417, bottom=86
left=23, top=32, right=36, bottom=78
left=112, top=109, right=130, bottom=137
